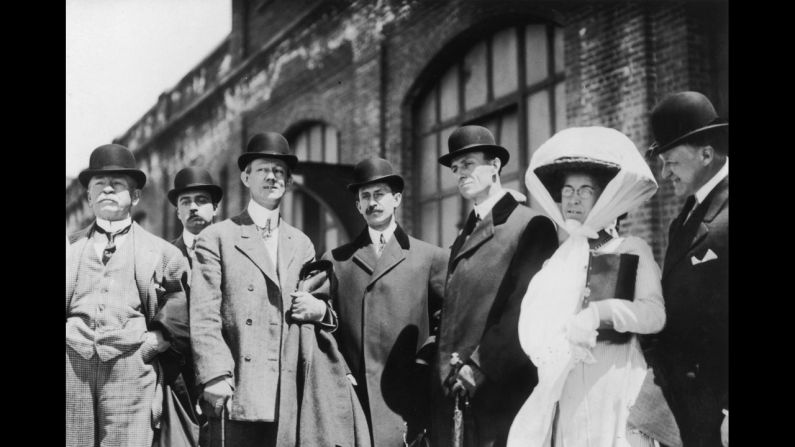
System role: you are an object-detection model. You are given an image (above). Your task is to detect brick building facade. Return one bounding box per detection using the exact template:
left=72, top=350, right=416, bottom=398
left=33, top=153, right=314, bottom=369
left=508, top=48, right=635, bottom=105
left=65, top=0, right=728, bottom=263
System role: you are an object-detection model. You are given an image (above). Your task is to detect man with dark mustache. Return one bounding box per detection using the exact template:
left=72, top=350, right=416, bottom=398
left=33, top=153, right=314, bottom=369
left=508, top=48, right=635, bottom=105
left=320, top=157, right=447, bottom=446
left=431, top=125, right=558, bottom=447
left=66, top=144, right=189, bottom=447
left=165, top=166, right=225, bottom=443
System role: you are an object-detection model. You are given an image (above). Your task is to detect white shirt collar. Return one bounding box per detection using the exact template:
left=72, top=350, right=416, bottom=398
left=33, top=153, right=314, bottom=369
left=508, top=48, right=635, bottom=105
left=368, top=216, right=397, bottom=245
left=247, top=200, right=280, bottom=228
left=95, top=216, right=132, bottom=233
left=695, top=157, right=729, bottom=204
left=473, top=188, right=508, bottom=220
left=182, top=229, right=197, bottom=249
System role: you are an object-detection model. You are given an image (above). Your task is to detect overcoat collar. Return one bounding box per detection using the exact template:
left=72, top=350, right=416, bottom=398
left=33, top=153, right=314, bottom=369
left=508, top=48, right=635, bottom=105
left=450, top=193, right=519, bottom=268
left=350, top=224, right=410, bottom=286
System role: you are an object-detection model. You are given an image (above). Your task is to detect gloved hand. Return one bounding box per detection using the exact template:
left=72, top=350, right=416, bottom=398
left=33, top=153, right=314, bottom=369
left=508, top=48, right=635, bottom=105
left=289, top=291, right=328, bottom=322
left=451, top=363, right=486, bottom=398
left=721, top=411, right=728, bottom=446
left=202, top=376, right=234, bottom=417
left=565, top=305, right=599, bottom=349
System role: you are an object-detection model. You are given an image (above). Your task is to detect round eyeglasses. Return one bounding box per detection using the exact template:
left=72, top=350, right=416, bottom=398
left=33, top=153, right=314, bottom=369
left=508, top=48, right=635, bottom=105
left=561, top=185, right=598, bottom=199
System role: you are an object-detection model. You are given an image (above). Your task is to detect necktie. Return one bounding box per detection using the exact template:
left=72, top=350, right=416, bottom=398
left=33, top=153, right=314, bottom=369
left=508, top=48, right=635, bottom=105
left=259, top=218, right=274, bottom=239
left=95, top=224, right=132, bottom=265
left=375, top=233, right=386, bottom=257
left=679, top=195, right=697, bottom=227
left=462, top=212, right=480, bottom=238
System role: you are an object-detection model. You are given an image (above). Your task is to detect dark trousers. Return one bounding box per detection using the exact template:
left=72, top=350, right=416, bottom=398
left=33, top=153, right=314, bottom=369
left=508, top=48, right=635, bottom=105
left=660, top=374, right=723, bottom=447
left=200, top=401, right=277, bottom=447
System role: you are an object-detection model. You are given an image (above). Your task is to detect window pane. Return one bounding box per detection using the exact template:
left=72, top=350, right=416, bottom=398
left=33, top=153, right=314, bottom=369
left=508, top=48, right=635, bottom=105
left=525, top=24, right=549, bottom=86
left=324, top=126, right=338, bottom=163
left=420, top=133, right=439, bottom=197
left=439, top=126, right=459, bottom=191
left=463, top=41, right=488, bottom=111
left=418, top=89, right=437, bottom=133
left=325, top=226, right=339, bottom=251
left=498, top=111, right=519, bottom=175
left=309, top=124, right=323, bottom=161
left=441, top=195, right=462, bottom=249
left=554, top=26, right=565, bottom=74
left=527, top=90, right=551, bottom=160
left=492, top=28, right=519, bottom=98
left=440, top=65, right=460, bottom=121
left=421, top=201, right=439, bottom=246
left=294, top=132, right=308, bottom=161
left=292, top=191, right=304, bottom=229
left=555, top=81, right=567, bottom=131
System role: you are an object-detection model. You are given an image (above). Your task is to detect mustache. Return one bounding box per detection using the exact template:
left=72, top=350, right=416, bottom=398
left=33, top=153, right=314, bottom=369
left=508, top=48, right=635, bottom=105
left=365, top=205, right=382, bottom=215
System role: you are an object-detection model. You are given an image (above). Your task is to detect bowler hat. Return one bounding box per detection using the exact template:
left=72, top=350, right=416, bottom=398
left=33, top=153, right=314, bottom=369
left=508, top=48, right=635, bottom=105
left=347, top=157, right=405, bottom=193
left=534, top=156, right=620, bottom=201
left=648, top=91, right=728, bottom=158
left=167, top=167, right=224, bottom=206
left=237, top=132, right=298, bottom=171
left=438, top=125, right=510, bottom=167
left=78, top=144, right=147, bottom=188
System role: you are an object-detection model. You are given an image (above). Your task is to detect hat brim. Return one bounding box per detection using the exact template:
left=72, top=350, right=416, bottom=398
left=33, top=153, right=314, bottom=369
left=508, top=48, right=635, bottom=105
left=647, top=122, right=728, bottom=158
left=167, top=184, right=224, bottom=206
left=534, top=157, right=621, bottom=199
left=237, top=153, right=299, bottom=171
left=438, top=144, right=510, bottom=167
left=347, top=174, right=405, bottom=194
left=78, top=168, right=147, bottom=189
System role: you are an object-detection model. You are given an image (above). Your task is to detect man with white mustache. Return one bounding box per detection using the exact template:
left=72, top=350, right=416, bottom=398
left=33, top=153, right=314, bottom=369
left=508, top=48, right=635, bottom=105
left=66, top=144, right=189, bottom=447
left=431, top=125, right=558, bottom=447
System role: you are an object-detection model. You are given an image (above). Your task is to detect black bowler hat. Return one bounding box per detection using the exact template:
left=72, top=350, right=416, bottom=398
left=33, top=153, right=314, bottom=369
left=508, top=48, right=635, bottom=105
left=78, top=144, right=147, bottom=188
left=438, top=125, right=510, bottom=167
left=237, top=132, right=298, bottom=171
left=167, top=167, right=224, bottom=206
left=347, top=156, right=405, bottom=194
left=647, top=91, right=728, bottom=158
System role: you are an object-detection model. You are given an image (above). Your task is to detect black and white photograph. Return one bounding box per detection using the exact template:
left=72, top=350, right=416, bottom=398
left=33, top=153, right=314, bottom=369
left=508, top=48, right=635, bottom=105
left=66, top=1, right=729, bottom=446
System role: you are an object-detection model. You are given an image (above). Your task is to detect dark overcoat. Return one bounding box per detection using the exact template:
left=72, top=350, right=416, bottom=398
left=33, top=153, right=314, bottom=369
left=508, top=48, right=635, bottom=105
left=646, top=176, right=729, bottom=447
left=431, top=193, right=558, bottom=447
left=322, top=225, right=448, bottom=446
left=190, top=210, right=316, bottom=422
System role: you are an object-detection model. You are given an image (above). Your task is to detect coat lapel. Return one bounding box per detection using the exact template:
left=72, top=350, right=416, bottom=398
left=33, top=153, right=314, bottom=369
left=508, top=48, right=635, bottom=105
left=66, top=225, right=91, bottom=316
left=132, top=223, right=159, bottom=321
left=234, top=211, right=279, bottom=286
left=277, top=219, right=296, bottom=293
left=367, top=225, right=409, bottom=287
left=452, top=211, right=495, bottom=265
left=351, top=230, right=377, bottom=276
left=664, top=177, right=729, bottom=272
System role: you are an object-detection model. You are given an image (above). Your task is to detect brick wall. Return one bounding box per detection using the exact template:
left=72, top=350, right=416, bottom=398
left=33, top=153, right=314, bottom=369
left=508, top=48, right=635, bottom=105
left=67, top=0, right=728, bottom=260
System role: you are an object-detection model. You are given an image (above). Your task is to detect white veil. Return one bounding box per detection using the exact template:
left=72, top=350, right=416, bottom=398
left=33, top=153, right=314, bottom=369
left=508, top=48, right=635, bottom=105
left=507, top=127, right=657, bottom=446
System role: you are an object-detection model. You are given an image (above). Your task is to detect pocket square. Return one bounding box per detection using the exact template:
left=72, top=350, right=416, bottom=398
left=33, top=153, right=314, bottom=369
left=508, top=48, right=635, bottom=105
left=691, top=248, right=718, bottom=265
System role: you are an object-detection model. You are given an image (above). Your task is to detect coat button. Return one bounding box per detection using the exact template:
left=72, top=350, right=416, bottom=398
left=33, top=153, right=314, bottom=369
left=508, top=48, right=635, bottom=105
left=246, top=319, right=253, bottom=325
left=244, top=355, right=251, bottom=362
left=248, top=284, right=254, bottom=291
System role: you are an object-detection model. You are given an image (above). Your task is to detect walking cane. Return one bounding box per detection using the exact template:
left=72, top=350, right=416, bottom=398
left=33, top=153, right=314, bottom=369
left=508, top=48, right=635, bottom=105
left=447, top=352, right=466, bottom=447
left=219, top=399, right=227, bottom=447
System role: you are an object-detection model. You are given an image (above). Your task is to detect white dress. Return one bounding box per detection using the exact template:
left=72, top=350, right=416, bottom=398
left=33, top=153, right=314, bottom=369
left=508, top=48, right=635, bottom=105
left=553, top=236, right=665, bottom=447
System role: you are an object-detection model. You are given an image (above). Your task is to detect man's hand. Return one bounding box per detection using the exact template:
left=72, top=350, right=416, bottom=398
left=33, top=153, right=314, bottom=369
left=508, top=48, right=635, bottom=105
left=289, top=291, right=327, bottom=322
left=202, top=377, right=233, bottom=417
left=451, top=364, right=486, bottom=398
left=145, top=330, right=171, bottom=353
left=721, top=411, right=728, bottom=447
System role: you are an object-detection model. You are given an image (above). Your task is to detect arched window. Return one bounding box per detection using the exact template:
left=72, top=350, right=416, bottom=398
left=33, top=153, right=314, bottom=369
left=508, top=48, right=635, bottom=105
left=284, top=121, right=345, bottom=253
left=413, top=23, right=565, bottom=248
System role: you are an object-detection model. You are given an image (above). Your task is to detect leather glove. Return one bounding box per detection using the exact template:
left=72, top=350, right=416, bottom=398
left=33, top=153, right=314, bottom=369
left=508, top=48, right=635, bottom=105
left=202, top=376, right=233, bottom=417
left=289, top=291, right=328, bottom=322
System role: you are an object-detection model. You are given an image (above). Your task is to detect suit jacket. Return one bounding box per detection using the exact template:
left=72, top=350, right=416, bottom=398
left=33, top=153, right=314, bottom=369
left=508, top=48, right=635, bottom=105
left=646, top=176, right=728, bottom=445
left=322, top=224, right=448, bottom=445
left=171, top=235, right=192, bottom=268
left=189, top=209, right=317, bottom=422
left=431, top=193, right=558, bottom=446
left=67, top=222, right=190, bottom=424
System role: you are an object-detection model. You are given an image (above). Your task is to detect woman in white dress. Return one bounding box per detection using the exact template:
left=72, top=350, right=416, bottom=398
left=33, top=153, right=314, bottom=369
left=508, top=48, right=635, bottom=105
left=507, top=127, right=665, bottom=447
